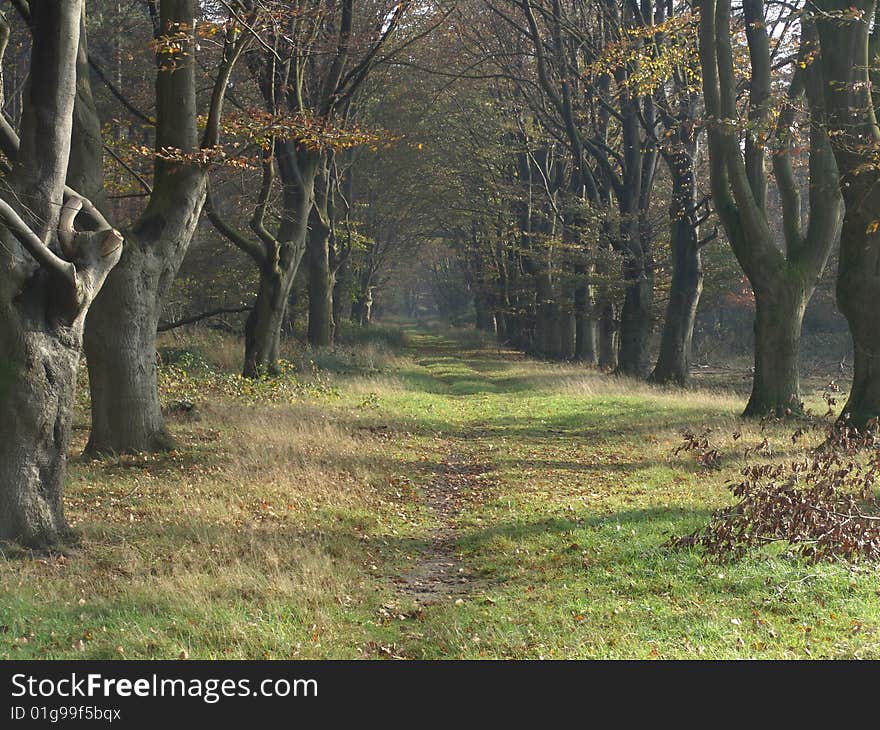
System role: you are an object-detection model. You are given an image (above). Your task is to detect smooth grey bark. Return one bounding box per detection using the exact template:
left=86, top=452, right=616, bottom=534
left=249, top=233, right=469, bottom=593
left=0, top=1, right=123, bottom=546
left=84, top=23, right=204, bottom=452
left=68, top=7, right=104, bottom=204
left=85, top=239, right=191, bottom=452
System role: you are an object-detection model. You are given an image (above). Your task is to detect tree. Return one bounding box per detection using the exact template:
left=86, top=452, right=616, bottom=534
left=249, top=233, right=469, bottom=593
left=648, top=9, right=710, bottom=386
left=696, top=0, right=843, bottom=415
left=813, top=0, right=880, bottom=428
left=206, top=0, right=410, bottom=374
left=83, top=0, right=246, bottom=453
left=0, top=2, right=123, bottom=546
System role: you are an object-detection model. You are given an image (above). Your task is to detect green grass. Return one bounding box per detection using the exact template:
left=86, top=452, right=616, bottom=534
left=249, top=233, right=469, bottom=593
left=1, top=324, right=879, bottom=659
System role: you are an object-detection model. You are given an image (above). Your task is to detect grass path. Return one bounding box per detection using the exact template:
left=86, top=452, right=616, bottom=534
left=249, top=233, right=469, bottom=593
left=337, top=329, right=880, bottom=658
left=2, top=325, right=880, bottom=659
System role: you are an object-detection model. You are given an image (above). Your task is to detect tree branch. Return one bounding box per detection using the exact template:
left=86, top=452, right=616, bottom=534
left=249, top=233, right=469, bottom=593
left=158, top=305, right=252, bottom=332
left=205, top=181, right=267, bottom=265
left=0, top=197, right=75, bottom=284
left=87, top=54, right=153, bottom=126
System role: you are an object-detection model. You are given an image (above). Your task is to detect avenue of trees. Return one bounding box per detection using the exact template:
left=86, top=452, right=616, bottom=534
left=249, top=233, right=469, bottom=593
left=1, top=0, right=880, bottom=546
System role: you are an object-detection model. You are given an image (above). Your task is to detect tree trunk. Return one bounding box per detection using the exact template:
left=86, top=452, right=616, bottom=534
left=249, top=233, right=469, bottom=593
left=84, top=175, right=204, bottom=454
left=560, top=309, right=576, bottom=359
left=307, top=214, right=334, bottom=347
left=834, top=186, right=880, bottom=427
left=0, top=0, right=122, bottom=545
left=474, top=292, right=494, bottom=331
left=617, top=249, right=653, bottom=376
left=84, top=239, right=187, bottom=453
left=595, top=245, right=618, bottom=369
left=574, top=267, right=598, bottom=363
left=844, top=340, right=880, bottom=430
left=0, top=317, right=81, bottom=547
left=650, top=113, right=703, bottom=386
left=598, top=301, right=618, bottom=370
left=494, top=309, right=508, bottom=342
left=650, top=165, right=703, bottom=386
left=534, top=273, right=564, bottom=359
left=536, top=301, right=563, bottom=358
left=814, top=2, right=880, bottom=428
left=84, top=0, right=209, bottom=454
left=744, top=281, right=806, bottom=417
left=615, top=90, right=655, bottom=379
left=574, top=308, right=598, bottom=363
left=243, top=266, right=289, bottom=377
left=332, top=261, right=349, bottom=340
left=308, top=265, right=335, bottom=347
left=650, top=237, right=702, bottom=386
left=352, top=287, right=373, bottom=326
left=362, top=290, right=373, bottom=325
left=505, top=307, right=527, bottom=350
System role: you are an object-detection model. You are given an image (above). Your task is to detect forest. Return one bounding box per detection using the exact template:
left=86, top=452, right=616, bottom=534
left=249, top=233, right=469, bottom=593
left=1, top=0, right=880, bottom=662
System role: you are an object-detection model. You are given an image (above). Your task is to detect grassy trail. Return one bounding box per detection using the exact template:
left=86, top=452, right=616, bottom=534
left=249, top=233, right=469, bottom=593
left=2, top=326, right=880, bottom=659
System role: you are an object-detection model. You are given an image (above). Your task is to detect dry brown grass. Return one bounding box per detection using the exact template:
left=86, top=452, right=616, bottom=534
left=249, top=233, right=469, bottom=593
left=158, top=328, right=244, bottom=373
left=0, top=375, right=415, bottom=658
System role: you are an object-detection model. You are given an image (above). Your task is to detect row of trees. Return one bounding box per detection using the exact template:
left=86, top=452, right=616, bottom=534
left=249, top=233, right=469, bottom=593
left=0, top=0, right=419, bottom=545
left=396, top=0, right=878, bottom=424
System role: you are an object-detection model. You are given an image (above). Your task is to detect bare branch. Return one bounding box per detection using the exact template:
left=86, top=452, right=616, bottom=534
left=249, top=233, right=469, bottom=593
left=158, top=304, right=253, bottom=332
left=87, top=54, right=153, bottom=126
left=0, top=197, right=75, bottom=284
left=103, top=143, right=152, bottom=195
left=205, top=181, right=266, bottom=265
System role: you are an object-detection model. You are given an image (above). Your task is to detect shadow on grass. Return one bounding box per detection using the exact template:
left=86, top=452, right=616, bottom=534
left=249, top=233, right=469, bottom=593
left=456, top=506, right=711, bottom=546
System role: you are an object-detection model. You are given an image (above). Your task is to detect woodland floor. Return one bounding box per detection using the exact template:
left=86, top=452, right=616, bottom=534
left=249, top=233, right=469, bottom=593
left=2, top=323, right=880, bottom=659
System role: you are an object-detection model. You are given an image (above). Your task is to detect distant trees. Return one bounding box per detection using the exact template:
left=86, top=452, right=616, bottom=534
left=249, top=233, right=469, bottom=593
left=391, top=0, right=871, bottom=424
left=360, top=0, right=717, bottom=386
left=386, top=0, right=710, bottom=380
